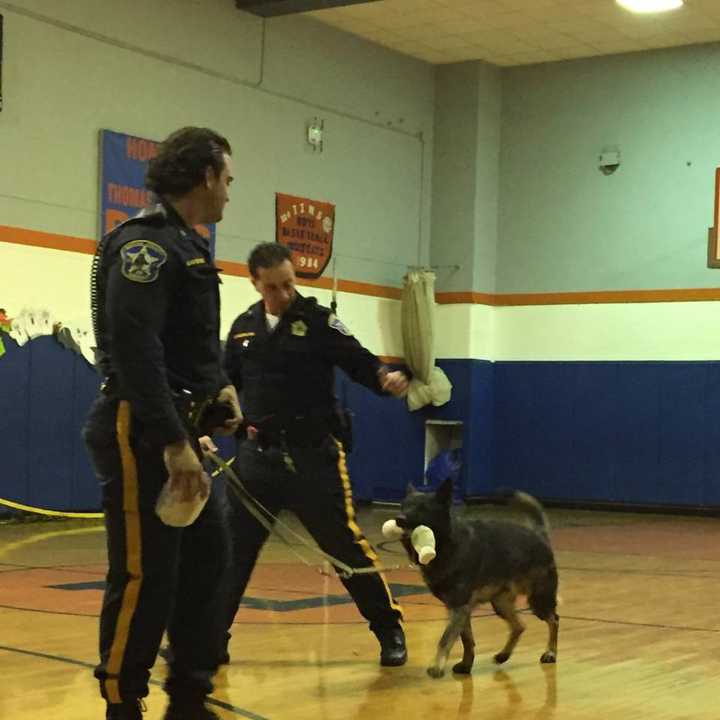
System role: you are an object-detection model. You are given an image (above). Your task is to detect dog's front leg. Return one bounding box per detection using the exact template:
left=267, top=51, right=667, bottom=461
left=428, top=606, right=470, bottom=679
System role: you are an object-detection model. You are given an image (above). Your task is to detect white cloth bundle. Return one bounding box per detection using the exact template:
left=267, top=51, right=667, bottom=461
left=155, top=474, right=210, bottom=527
left=382, top=519, right=436, bottom=565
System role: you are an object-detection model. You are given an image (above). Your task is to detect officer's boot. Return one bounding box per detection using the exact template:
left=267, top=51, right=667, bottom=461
left=375, top=625, right=408, bottom=666
left=163, top=698, right=220, bottom=720
left=106, top=698, right=144, bottom=719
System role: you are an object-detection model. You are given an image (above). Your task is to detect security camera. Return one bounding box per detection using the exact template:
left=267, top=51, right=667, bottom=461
left=598, top=150, right=621, bottom=176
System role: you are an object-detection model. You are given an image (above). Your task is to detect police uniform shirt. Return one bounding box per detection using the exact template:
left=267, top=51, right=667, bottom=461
left=224, top=293, right=385, bottom=424
left=93, top=202, right=229, bottom=445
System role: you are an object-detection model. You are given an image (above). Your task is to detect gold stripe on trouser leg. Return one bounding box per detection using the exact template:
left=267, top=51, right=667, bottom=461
left=104, top=400, right=144, bottom=704
left=334, top=439, right=403, bottom=618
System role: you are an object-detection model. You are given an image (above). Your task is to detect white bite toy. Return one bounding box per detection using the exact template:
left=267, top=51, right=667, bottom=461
left=155, top=474, right=210, bottom=527
left=382, top=519, right=436, bottom=565
left=381, top=519, right=405, bottom=540
left=410, top=525, right=436, bottom=565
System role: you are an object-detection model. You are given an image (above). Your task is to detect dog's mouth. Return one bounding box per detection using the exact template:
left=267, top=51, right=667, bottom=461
left=395, top=515, right=429, bottom=534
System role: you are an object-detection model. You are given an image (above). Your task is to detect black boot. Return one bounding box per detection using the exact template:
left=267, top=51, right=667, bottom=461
left=376, top=626, right=407, bottom=667
left=163, top=697, right=220, bottom=720
left=106, top=699, right=144, bottom=719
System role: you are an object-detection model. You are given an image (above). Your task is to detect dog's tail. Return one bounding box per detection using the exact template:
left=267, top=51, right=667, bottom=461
left=510, top=491, right=551, bottom=539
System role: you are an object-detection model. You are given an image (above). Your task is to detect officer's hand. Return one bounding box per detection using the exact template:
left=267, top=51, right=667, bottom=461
left=163, top=440, right=208, bottom=502
left=379, top=369, right=409, bottom=398
left=198, top=435, right=218, bottom=457
left=215, top=384, right=243, bottom=435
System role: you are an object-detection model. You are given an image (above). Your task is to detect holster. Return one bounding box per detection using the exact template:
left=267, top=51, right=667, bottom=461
left=172, top=390, right=235, bottom=436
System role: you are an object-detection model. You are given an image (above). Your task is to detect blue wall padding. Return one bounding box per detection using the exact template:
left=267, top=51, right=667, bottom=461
left=3, top=336, right=720, bottom=511
left=339, top=359, right=494, bottom=502
left=0, top=336, right=31, bottom=506
left=492, top=361, right=720, bottom=507
left=0, top=336, right=101, bottom=512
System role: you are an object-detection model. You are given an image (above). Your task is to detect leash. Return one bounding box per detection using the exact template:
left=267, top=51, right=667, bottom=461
left=206, top=451, right=405, bottom=579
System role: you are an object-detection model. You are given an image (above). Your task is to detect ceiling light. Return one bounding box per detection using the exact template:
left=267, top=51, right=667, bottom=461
left=616, top=0, right=683, bottom=13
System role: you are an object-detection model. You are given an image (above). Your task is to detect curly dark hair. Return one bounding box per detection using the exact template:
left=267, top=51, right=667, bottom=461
left=145, top=127, right=231, bottom=196
left=248, top=242, right=292, bottom=278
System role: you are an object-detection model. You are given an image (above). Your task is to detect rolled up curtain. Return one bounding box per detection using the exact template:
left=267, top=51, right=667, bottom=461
left=401, top=270, right=452, bottom=411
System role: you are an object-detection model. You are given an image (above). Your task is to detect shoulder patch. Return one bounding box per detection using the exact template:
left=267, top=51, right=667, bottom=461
left=328, top=313, right=352, bottom=336
left=120, top=239, right=168, bottom=283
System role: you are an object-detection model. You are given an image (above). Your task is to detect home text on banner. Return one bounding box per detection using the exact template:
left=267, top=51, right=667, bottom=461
left=99, top=129, right=215, bottom=253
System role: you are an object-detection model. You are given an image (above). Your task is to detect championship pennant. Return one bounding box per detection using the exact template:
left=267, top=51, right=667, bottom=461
left=275, top=193, right=335, bottom=279
left=708, top=168, right=720, bottom=268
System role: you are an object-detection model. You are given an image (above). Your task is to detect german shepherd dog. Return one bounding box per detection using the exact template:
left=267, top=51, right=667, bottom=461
left=397, top=479, right=559, bottom=678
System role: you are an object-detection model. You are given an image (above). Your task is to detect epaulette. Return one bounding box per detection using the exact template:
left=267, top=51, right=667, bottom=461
left=244, top=301, right=262, bottom=318
left=103, top=204, right=168, bottom=242
left=132, top=203, right=168, bottom=225
left=304, top=296, right=331, bottom=316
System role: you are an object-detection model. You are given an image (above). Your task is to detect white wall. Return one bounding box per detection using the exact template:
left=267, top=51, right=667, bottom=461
left=6, top=1, right=712, bottom=367
left=0, top=0, right=435, bottom=340
left=494, top=302, right=720, bottom=361
left=434, top=300, right=720, bottom=362
left=0, top=0, right=434, bottom=285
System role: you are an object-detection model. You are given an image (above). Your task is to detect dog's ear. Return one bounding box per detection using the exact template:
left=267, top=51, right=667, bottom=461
left=406, top=482, right=418, bottom=497
left=436, top=477, right=453, bottom=505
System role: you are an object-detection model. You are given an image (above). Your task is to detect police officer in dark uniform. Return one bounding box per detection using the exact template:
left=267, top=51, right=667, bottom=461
left=83, top=127, right=242, bottom=720
left=222, top=242, right=409, bottom=666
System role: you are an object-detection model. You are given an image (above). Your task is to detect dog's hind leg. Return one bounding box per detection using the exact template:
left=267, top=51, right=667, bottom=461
left=491, top=592, right=525, bottom=664
left=529, top=577, right=559, bottom=663
left=536, top=609, right=558, bottom=664
left=534, top=606, right=559, bottom=664
left=452, top=618, right=475, bottom=675
left=427, top=606, right=471, bottom=679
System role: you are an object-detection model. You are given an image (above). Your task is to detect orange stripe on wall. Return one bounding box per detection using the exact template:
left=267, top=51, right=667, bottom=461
left=436, top=288, right=720, bottom=305
left=216, top=260, right=250, bottom=277
left=218, top=259, right=403, bottom=300
left=0, top=225, right=401, bottom=301
left=435, top=291, right=496, bottom=305
left=0, top=225, right=96, bottom=255
left=4, top=225, right=720, bottom=306
left=490, top=288, right=720, bottom=306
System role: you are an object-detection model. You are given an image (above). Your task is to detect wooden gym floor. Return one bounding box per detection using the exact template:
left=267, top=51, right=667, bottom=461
left=1, top=504, right=719, bottom=719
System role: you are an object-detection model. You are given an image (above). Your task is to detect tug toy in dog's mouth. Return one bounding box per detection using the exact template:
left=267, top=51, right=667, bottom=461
left=382, top=519, right=436, bottom=565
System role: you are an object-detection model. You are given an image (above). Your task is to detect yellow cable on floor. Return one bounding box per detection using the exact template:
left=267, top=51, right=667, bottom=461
left=0, top=497, right=103, bottom=519
left=0, top=455, right=234, bottom=520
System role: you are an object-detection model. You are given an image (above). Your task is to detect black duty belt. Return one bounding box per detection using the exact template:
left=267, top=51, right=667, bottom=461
left=250, top=422, right=333, bottom=450
left=100, top=378, right=232, bottom=435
